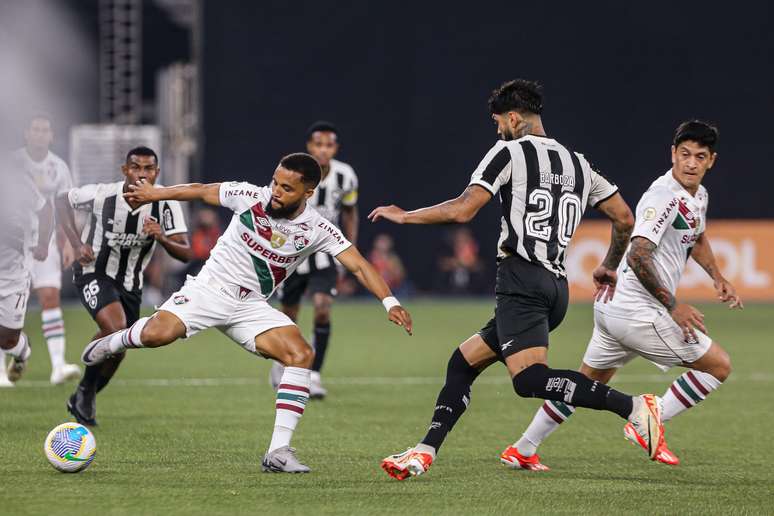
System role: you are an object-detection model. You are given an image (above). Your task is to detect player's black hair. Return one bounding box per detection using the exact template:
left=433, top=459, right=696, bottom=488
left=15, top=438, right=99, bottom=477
left=488, top=79, right=544, bottom=115
left=125, top=146, right=159, bottom=165
left=280, top=152, right=322, bottom=188
left=673, top=120, right=719, bottom=152
left=306, top=121, right=338, bottom=141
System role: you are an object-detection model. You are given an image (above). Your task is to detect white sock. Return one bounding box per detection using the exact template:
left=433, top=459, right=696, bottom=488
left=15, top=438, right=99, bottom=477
left=108, top=317, right=150, bottom=354
left=662, top=371, right=722, bottom=422
left=268, top=366, right=310, bottom=453
left=6, top=333, right=31, bottom=361
left=414, top=442, right=437, bottom=459
left=515, top=401, right=576, bottom=456
left=0, top=349, right=8, bottom=381
left=41, top=308, right=66, bottom=369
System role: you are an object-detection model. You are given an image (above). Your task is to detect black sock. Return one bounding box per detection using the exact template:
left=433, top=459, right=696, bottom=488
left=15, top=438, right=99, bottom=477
left=421, top=349, right=481, bottom=451
left=95, top=353, right=125, bottom=393
left=78, top=364, right=100, bottom=395
left=513, top=364, right=632, bottom=419
left=311, top=322, right=330, bottom=372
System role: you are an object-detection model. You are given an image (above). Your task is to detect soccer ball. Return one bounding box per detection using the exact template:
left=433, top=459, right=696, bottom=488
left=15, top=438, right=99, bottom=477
left=44, top=422, right=96, bottom=473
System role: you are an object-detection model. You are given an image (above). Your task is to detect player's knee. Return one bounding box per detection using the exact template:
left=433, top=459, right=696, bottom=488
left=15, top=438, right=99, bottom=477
left=512, top=363, right=549, bottom=398
left=713, top=353, right=732, bottom=382
left=282, top=343, right=314, bottom=368
left=313, top=310, right=330, bottom=325
left=446, top=348, right=479, bottom=384
left=0, top=334, right=20, bottom=350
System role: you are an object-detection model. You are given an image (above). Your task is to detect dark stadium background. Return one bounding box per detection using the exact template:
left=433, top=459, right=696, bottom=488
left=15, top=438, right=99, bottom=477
left=21, top=0, right=774, bottom=291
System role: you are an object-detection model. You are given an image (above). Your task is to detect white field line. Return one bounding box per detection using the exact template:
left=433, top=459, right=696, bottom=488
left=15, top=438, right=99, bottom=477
left=9, top=372, right=774, bottom=389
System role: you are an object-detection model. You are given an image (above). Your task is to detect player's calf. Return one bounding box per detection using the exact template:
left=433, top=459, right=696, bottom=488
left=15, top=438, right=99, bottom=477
left=661, top=342, right=729, bottom=422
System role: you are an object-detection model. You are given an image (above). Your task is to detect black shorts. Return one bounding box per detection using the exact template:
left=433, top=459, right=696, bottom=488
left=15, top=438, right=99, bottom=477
left=478, top=256, right=569, bottom=359
left=276, top=266, right=338, bottom=306
left=74, top=274, right=142, bottom=326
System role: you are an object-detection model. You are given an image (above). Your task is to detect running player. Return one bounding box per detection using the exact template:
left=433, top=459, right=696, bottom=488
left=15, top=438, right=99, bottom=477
left=59, top=147, right=191, bottom=425
left=12, top=114, right=81, bottom=384
left=503, top=120, right=737, bottom=469
left=370, top=79, right=663, bottom=480
left=81, top=152, right=412, bottom=473
left=271, top=121, right=359, bottom=398
left=0, top=154, right=54, bottom=386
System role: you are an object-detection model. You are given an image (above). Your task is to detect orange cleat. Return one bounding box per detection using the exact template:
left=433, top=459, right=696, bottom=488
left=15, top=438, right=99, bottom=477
left=381, top=448, right=434, bottom=480
left=500, top=446, right=550, bottom=471
left=624, top=421, right=679, bottom=465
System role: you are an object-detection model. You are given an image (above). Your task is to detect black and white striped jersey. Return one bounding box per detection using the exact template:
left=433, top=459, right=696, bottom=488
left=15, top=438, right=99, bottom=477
left=297, top=158, right=358, bottom=274
left=469, top=135, right=618, bottom=277
left=67, top=181, right=188, bottom=291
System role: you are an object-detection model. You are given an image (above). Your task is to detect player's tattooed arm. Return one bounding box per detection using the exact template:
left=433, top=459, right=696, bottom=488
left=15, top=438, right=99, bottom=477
left=124, top=181, right=222, bottom=206
left=595, top=193, right=634, bottom=270
left=368, top=185, right=491, bottom=225
left=627, top=237, right=676, bottom=311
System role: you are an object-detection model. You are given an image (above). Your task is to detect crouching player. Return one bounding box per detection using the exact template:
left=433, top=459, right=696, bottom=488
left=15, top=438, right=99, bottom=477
left=80, top=153, right=413, bottom=473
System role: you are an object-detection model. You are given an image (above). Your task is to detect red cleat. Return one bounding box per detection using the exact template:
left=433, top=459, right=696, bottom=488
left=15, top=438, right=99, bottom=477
left=500, top=446, right=550, bottom=471
left=381, top=448, right=434, bottom=480
left=624, top=422, right=679, bottom=465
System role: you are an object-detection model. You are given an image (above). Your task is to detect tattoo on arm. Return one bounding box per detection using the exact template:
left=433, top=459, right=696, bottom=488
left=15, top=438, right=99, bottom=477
left=626, top=237, right=676, bottom=311
left=602, top=221, right=633, bottom=270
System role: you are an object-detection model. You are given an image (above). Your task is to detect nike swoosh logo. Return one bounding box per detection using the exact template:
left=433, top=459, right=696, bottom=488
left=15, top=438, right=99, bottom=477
left=64, top=452, right=87, bottom=462
left=276, top=458, right=287, bottom=466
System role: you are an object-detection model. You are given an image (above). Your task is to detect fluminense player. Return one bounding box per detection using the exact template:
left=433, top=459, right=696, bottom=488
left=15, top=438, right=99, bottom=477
left=370, top=79, right=664, bottom=481
left=12, top=114, right=81, bottom=384
left=81, top=153, right=413, bottom=473
left=0, top=155, right=53, bottom=386
left=271, top=121, right=360, bottom=399
left=58, top=147, right=192, bottom=425
left=503, top=120, right=738, bottom=469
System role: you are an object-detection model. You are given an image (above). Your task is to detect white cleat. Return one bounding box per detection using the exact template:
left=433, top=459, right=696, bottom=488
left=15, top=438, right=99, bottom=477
left=81, top=335, right=115, bottom=366
left=261, top=446, right=310, bottom=473
left=0, top=376, right=13, bottom=388
left=50, top=363, right=82, bottom=385
left=269, top=360, right=284, bottom=391
left=625, top=394, right=664, bottom=460
left=309, top=371, right=327, bottom=400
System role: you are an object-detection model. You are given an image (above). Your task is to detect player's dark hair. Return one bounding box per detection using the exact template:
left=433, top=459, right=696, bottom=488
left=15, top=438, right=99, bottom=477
left=280, top=152, right=321, bottom=188
left=306, top=121, right=338, bottom=141
left=673, top=120, right=719, bottom=152
left=488, top=79, right=544, bottom=115
left=125, top=146, right=158, bottom=165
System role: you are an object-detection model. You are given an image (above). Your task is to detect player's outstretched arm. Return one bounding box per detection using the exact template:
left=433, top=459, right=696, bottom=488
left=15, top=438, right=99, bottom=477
left=335, top=246, right=413, bottom=335
left=124, top=180, right=222, bottom=206
left=592, top=193, right=635, bottom=301
left=627, top=237, right=706, bottom=340
left=368, top=185, right=491, bottom=225
left=691, top=232, right=743, bottom=309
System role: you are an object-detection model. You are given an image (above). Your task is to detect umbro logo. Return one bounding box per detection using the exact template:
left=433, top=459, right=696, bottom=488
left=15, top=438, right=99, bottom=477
left=500, top=339, right=514, bottom=351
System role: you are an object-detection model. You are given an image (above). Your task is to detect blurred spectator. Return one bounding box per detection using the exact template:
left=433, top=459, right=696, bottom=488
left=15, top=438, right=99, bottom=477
left=368, top=234, right=407, bottom=294
left=436, top=228, right=487, bottom=294
left=185, top=207, right=221, bottom=277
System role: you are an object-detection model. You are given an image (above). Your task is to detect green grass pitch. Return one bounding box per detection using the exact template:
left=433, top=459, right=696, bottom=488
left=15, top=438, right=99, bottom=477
left=2, top=300, right=772, bottom=515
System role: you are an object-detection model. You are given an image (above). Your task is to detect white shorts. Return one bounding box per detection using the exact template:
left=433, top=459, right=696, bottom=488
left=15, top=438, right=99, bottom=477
left=0, top=280, right=31, bottom=330
left=583, top=308, right=713, bottom=371
left=158, top=274, right=295, bottom=356
left=31, top=239, right=61, bottom=290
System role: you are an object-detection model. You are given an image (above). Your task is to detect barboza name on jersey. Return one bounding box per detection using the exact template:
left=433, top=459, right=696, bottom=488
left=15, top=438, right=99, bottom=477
left=540, top=171, right=575, bottom=188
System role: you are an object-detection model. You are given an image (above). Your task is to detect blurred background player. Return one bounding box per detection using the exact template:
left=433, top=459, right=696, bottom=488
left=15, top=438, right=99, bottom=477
left=504, top=121, right=739, bottom=468
left=270, top=121, right=359, bottom=398
left=0, top=154, right=53, bottom=386
left=11, top=114, right=81, bottom=384
left=58, top=147, right=191, bottom=425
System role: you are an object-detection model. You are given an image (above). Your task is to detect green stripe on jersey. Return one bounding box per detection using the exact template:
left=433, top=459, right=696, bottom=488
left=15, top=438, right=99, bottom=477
left=672, top=215, right=690, bottom=230
left=250, top=255, right=274, bottom=295
left=240, top=210, right=255, bottom=231
left=676, top=376, right=702, bottom=403
left=277, top=392, right=308, bottom=404
left=550, top=400, right=573, bottom=418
